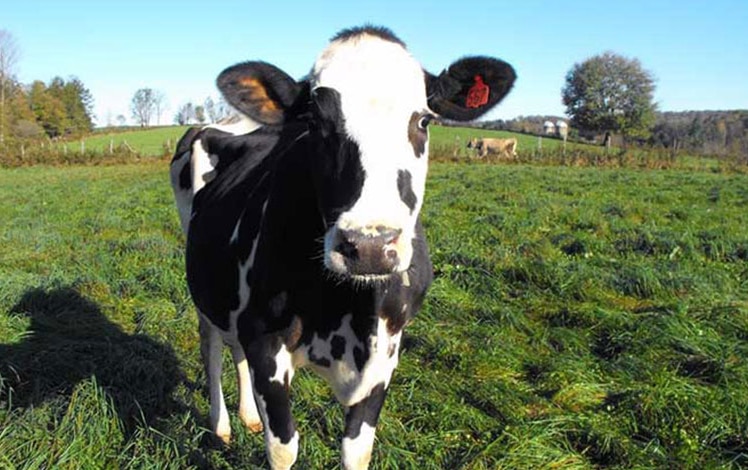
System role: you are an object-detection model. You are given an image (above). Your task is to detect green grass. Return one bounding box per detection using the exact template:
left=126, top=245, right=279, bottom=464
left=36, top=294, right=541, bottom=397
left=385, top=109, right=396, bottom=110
left=0, top=126, right=191, bottom=167
left=63, top=126, right=191, bottom=156
left=3, top=124, right=742, bottom=174
left=428, top=126, right=741, bottom=173
left=1, top=160, right=747, bottom=468
left=429, top=125, right=568, bottom=157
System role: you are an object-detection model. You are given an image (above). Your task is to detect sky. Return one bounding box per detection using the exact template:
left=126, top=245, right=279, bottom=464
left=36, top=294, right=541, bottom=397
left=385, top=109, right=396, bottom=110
left=3, top=0, right=747, bottom=126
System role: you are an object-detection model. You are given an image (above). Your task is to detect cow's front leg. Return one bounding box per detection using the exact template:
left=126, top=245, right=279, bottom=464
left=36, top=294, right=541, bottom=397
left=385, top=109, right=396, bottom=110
left=342, top=383, right=389, bottom=470
left=251, top=344, right=298, bottom=470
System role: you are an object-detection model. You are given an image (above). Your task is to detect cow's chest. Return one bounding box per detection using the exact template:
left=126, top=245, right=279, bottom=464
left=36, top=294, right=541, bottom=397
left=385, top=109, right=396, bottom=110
left=292, top=314, right=401, bottom=406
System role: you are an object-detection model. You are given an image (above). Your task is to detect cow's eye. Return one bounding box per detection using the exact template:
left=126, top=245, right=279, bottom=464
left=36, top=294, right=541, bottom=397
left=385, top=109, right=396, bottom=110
left=417, top=114, right=434, bottom=131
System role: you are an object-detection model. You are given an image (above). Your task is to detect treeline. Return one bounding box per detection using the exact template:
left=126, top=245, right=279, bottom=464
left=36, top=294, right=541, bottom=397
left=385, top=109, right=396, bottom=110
left=173, top=97, right=231, bottom=126
left=650, top=110, right=748, bottom=158
left=1, top=76, right=94, bottom=141
left=472, top=115, right=567, bottom=135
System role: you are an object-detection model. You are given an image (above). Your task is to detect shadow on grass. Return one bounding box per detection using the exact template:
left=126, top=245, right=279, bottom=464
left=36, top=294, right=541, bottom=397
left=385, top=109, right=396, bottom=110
left=0, top=287, right=188, bottom=433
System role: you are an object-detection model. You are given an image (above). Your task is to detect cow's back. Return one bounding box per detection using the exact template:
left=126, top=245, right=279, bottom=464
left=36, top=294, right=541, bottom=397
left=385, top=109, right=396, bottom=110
left=170, top=115, right=262, bottom=235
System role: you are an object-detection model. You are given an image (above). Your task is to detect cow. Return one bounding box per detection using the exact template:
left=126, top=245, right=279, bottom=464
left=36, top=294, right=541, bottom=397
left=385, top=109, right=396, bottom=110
left=170, top=25, right=515, bottom=470
left=467, top=137, right=518, bottom=159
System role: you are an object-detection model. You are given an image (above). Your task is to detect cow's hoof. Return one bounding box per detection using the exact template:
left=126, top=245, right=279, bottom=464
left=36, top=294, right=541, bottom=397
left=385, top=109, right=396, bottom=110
left=246, top=420, right=264, bottom=433
left=216, top=430, right=231, bottom=445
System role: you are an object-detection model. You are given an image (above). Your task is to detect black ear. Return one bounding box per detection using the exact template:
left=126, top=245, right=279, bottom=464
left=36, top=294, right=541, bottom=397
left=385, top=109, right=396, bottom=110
left=427, top=56, right=516, bottom=122
left=217, top=61, right=302, bottom=125
left=311, top=87, right=345, bottom=137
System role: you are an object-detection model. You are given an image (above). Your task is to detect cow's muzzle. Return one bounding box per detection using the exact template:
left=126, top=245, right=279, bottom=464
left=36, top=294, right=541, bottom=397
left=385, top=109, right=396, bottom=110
left=327, top=226, right=402, bottom=278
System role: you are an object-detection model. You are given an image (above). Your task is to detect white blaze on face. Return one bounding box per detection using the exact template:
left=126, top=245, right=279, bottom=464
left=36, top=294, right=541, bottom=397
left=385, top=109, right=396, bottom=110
left=312, top=33, right=430, bottom=275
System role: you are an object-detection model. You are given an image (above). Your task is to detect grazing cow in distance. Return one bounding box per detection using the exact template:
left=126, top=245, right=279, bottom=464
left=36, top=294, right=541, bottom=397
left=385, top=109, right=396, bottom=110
left=170, top=25, right=515, bottom=469
left=467, top=136, right=518, bottom=159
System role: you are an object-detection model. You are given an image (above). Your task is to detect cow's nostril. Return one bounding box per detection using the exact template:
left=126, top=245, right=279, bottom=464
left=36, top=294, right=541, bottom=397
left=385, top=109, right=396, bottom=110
left=336, top=239, right=358, bottom=259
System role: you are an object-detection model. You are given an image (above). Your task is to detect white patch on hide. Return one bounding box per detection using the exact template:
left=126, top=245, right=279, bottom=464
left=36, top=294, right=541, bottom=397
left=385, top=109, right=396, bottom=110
left=342, top=422, right=376, bottom=470
left=295, top=314, right=401, bottom=407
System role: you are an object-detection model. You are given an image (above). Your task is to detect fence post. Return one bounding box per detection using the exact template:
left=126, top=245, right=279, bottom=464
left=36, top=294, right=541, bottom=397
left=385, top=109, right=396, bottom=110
left=81, top=140, right=85, bottom=155
left=562, top=135, right=567, bottom=157
left=536, top=136, right=542, bottom=160
left=122, top=139, right=136, bottom=154
left=110, top=138, right=114, bottom=154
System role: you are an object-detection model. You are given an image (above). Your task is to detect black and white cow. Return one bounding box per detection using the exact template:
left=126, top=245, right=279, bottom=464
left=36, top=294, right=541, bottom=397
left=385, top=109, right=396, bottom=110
left=170, top=26, right=515, bottom=470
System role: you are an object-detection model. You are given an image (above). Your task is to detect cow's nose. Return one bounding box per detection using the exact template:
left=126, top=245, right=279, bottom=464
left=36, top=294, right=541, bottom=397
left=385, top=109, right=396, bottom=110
left=335, top=226, right=401, bottom=275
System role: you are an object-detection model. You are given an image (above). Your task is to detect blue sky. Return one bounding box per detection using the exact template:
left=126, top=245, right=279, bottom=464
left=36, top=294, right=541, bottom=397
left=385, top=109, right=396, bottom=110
left=4, top=0, right=747, bottom=125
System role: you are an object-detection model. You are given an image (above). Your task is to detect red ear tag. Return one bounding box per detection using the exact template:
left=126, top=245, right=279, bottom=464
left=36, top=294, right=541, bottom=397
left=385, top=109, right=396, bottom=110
left=466, top=75, right=489, bottom=108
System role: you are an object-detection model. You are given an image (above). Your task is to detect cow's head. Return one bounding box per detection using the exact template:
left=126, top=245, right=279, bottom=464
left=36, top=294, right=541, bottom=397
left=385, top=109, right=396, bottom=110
left=216, top=26, right=515, bottom=281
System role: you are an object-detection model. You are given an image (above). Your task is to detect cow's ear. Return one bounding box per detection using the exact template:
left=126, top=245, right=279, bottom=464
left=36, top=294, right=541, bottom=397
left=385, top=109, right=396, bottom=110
left=217, top=61, right=302, bottom=125
left=426, top=56, right=515, bottom=122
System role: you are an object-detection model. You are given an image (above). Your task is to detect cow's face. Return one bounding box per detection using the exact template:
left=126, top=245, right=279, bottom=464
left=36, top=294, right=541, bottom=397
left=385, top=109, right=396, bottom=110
left=216, top=26, right=516, bottom=281
left=309, top=30, right=432, bottom=279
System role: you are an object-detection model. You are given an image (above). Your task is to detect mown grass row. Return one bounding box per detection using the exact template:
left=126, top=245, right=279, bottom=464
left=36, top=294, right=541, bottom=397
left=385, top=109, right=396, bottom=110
left=1, top=160, right=747, bottom=468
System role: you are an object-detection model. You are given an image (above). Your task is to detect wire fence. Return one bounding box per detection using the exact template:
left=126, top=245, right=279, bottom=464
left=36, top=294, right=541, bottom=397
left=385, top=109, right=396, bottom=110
left=0, top=138, right=176, bottom=167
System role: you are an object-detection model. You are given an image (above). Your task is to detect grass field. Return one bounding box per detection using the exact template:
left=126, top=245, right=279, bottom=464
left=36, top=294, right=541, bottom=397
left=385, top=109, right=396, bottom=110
left=2, top=124, right=742, bottom=174
left=0, top=126, right=190, bottom=167
left=1, top=157, right=747, bottom=467
left=84, top=125, right=562, bottom=157
left=73, top=126, right=191, bottom=156
left=0, top=162, right=748, bottom=469
left=430, top=125, right=566, bottom=154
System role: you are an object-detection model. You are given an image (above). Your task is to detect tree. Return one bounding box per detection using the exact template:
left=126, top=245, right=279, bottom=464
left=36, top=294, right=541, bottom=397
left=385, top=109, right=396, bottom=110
left=153, top=90, right=167, bottom=125
left=13, top=119, right=44, bottom=139
left=131, top=88, right=157, bottom=127
left=0, top=29, right=20, bottom=143
left=7, top=81, right=34, bottom=119
left=562, top=51, right=656, bottom=146
left=215, top=96, right=231, bottom=121
left=66, top=78, right=94, bottom=132
left=29, top=80, right=67, bottom=137
left=47, top=76, right=94, bottom=135
left=204, top=97, right=217, bottom=123
left=174, top=102, right=194, bottom=125
left=194, top=105, right=206, bottom=124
